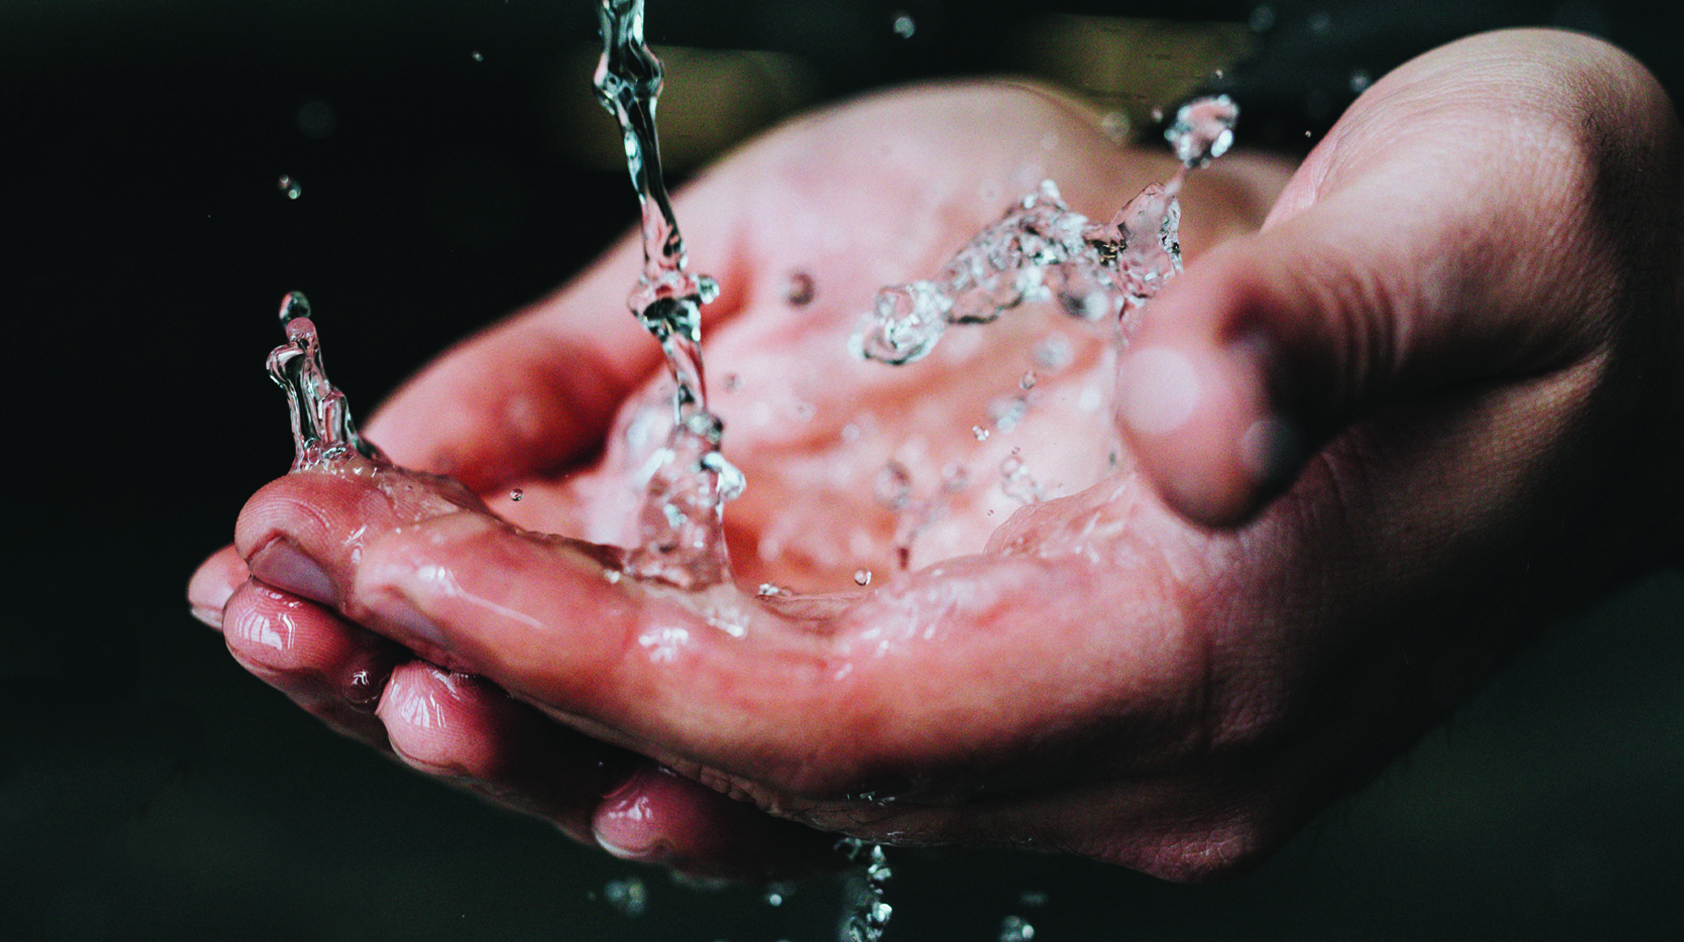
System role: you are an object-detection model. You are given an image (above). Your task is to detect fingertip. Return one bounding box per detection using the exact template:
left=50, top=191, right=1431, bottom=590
left=1116, top=335, right=1300, bottom=527
left=592, top=765, right=839, bottom=880
left=188, top=545, right=248, bottom=630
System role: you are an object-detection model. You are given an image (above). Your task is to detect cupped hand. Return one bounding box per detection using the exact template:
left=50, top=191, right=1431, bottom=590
left=190, top=30, right=1682, bottom=882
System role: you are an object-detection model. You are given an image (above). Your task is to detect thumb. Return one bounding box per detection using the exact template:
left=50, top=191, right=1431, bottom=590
left=1113, top=179, right=1590, bottom=527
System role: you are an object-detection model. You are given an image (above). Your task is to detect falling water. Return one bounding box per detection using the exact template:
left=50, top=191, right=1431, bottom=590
left=594, top=0, right=743, bottom=590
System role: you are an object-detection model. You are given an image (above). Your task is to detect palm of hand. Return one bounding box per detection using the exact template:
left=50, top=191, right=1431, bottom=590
left=200, top=31, right=1683, bottom=882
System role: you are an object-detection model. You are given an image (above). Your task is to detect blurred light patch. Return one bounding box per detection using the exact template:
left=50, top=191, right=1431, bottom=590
left=1006, top=15, right=1252, bottom=138
left=553, top=45, right=818, bottom=173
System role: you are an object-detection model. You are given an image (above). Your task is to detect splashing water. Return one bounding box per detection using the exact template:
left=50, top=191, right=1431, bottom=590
left=266, top=292, right=383, bottom=470
left=998, top=915, right=1036, bottom=942
left=837, top=839, right=894, bottom=942
left=852, top=95, right=1237, bottom=367
left=595, top=0, right=742, bottom=589
left=847, top=96, right=1237, bottom=532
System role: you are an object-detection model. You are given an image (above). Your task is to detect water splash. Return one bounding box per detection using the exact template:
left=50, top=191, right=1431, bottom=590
left=998, top=915, right=1036, bottom=941
left=837, top=839, right=893, bottom=942
left=594, top=0, right=741, bottom=589
left=266, top=292, right=383, bottom=470
left=852, top=95, right=1237, bottom=366
left=603, top=876, right=648, bottom=917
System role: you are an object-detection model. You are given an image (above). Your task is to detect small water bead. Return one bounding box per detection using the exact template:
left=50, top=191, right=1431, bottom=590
left=509, top=488, right=523, bottom=501
left=1166, top=95, right=1237, bottom=168
left=1099, top=110, right=1131, bottom=142
left=278, top=175, right=301, bottom=199
left=854, top=569, right=872, bottom=586
left=1034, top=334, right=1074, bottom=372
left=763, top=883, right=794, bottom=907
left=990, top=396, right=1028, bottom=433
left=603, top=877, right=647, bottom=917
left=785, top=270, right=816, bottom=307
left=1349, top=68, right=1373, bottom=94
left=972, top=425, right=990, bottom=441
left=890, top=12, right=916, bottom=38
left=1000, top=455, right=1042, bottom=505
left=941, top=463, right=971, bottom=492
left=471, top=50, right=484, bottom=62
left=999, top=915, right=1036, bottom=942
left=278, top=290, right=312, bottom=324
left=874, top=461, right=913, bottom=511
left=1019, top=370, right=1038, bottom=390
left=756, top=582, right=792, bottom=599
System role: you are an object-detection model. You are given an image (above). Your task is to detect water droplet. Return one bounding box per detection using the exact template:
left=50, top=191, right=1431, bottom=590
left=1150, top=106, right=1165, bottom=123
left=509, top=488, right=523, bottom=501
left=1100, top=111, right=1131, bottom=142
left=1349, top=69, right=1372, bottom=94
left=890, top=12, right=916, bottom=38
left=278, top=175, right=302, bottom=199
left=973, top=425, right=991, bottom=441
left=1249, top=4, right=1276, bottom=32
left=990, top=396, right=1028, bottom=433
left=471, top=50, right=484, bottom=62
left=763, top=882, right=794, bottom=907
left=756, top=582, right=791, bottom=599
left=785, top=270, right=816, bottom=306
left=1020, top=370, right=1038, bottom=390
left=278, top=291, right=312, bottom=324
left=1001, top=456, right=1042, bottom=504
left=874, top=461, right=913, bottom=510
left=941, top=463, right=971, bottom=493
left=999, top=915, right=1036, bottom=942
left=604, top=877, right=648, bottom=917
left=854, top=569, right=872, bottom=586
left=1165, top=95, right=1238, bottom=168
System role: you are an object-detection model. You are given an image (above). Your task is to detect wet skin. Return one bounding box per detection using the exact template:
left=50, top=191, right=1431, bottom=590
left=191, top=30, right=1681, bottom=881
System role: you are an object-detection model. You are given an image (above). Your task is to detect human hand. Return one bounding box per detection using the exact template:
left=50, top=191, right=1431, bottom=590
left=190, top=28, right=1681, bottom=882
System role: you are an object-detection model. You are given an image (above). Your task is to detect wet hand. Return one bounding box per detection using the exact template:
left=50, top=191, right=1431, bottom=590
left=190, top=30, right=1682, bottom=882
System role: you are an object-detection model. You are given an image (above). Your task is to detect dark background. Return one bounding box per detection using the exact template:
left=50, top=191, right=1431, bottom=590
left=3, top=1, right=1680, bottom=939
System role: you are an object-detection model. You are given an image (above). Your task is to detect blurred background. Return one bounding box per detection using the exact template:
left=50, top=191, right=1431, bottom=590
left=3, top=1, right=1679, bottom=939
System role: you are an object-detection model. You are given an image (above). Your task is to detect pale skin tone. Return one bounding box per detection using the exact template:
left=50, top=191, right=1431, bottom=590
left=190, top=30, right=1681, bottom=882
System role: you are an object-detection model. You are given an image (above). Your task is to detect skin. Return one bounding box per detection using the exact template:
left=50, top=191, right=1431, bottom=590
left=190, top=30, right=1681, bottom=882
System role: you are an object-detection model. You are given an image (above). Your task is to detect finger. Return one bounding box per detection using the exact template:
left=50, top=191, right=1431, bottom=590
left=362, top=198, right=748, bottom=493
left=1116, top=163, right=1605, bottom=526
left=237, top=470, right=1204, bottom=802
left=187, top=544, right=247, bottom=630
left=222, top=579, right=404, bottom=746
left=376, top=662, right=631, bottom=843
left=593, top=763, right=843, bottom=879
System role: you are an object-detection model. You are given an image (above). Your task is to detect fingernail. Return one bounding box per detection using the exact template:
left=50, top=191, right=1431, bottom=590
left=1117, top=346, right=1202, bottom=435
left=365, top=592, right=450, bottom=653
left=189, top=604, right=224, bottom=629
left=248, top=539, right=336, bottom=606
left=594, top=793, right=669, bottom=862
